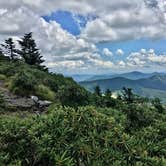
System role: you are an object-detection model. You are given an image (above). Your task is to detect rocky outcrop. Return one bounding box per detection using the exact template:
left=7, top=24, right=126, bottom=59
left=0, top=81, right=52, bottom=112
left=31, top=96, right=52, bottom=108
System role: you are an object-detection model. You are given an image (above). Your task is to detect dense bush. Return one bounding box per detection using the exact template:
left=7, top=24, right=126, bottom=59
left=57, top=85, right=91, bottom=107
left=123, top=103, right=155, bottom=132
left=10, top=70, right=37, bottom=96
left=0, top=92, right=5, bottom=110
left=0, top=74, right=6, bottom=81
left=36, top=84, right=55, bottom=101
left=0, top=106, right=165, bottom=165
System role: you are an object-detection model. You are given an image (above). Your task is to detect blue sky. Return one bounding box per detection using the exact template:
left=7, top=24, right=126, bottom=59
left=43, top=10, right=166, bottom=68
left=43, top=11, right=96, bottom=36
left=0, top=0, right=166, bottom=74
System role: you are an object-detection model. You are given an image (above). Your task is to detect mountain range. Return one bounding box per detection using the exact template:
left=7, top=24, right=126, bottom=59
left=72, top=71, right=165, bottom=82
left=79, top=72, right=166, bottom=102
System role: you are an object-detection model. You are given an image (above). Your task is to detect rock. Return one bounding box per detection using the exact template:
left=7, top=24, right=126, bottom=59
left=31, top=96, right=39, bottom=103
left=7, top=98, right=35, bottom=108
left=38, top=100, right=52, bottom=107
left=31, top=96, right=52, bottom=107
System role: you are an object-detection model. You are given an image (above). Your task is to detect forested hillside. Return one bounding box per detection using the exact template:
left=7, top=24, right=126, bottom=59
left=0, top=34, right=165, bottom=166
left=80, top=75, right=166, bottom=102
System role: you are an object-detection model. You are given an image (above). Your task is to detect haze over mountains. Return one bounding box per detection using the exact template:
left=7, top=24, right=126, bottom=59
left=78, top=71, right=166, bottom=102
left=71, top=71, right=166, bottom=82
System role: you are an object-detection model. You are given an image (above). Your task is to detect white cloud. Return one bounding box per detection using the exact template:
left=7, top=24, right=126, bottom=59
left=79, top=0, right=166, bottom=42
left=118, top=60, right=126, bottom=67
left=116, top=49, right=124, bottom=56
left=103, top=48, right=113, bottom=56
left=1, top=0, right=165, bottom=43
left=0, top=0, right=166, bottom=73
left=0, top=7, right=39, bottom=35
left=126, top=49, right=166, bottom=68
left=0, top=7, right=109, bottom=73
left=80, top=19, right=118, bottom=42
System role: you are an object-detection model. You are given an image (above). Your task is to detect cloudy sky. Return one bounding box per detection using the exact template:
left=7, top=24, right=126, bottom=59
left=0, top=0, right=166, bottom=74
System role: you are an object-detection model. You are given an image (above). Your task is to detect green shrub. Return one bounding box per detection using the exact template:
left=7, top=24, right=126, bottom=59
left=0, top=74, right=6, bottom=81
left=123, top=103, right=157, bottom=133
left=36, top=84, right=55, bottom=101
left=152, top=98, right=165, bottom=113
left=57, top=85, right=91, bottom=107
left=0, top=92, right=5, bottom=110
left=0, top=106, right=128, bottom=165
left=10, top=70, right=36, bottom=96
left=0, top=106, right=165, bottom=165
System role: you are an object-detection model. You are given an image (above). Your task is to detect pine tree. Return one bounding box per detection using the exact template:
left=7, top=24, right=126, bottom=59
left=94, top=85, right=101, bottom=96
left=122, top=87, right=134, bottom=103
left=0, top=47, right=3, bottom=56
left=18, top=32, right=45, bottom=67
left=105, top=89, right=112, bottom=97
left=1, top=38, right=18, bottom=60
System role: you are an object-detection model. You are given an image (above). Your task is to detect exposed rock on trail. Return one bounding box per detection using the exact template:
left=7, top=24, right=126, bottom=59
left=0, top=80, right=51, bottom=112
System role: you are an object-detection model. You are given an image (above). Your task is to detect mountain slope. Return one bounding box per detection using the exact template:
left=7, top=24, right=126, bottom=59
left=0, top=55, right=90, bottom=108
left=86, top=71, right=165, bottom=81
left=80, top=75, right=166, bottom=101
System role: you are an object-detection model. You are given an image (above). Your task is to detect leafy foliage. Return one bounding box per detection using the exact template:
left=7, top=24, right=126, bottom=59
left=57, top=85, right=91, bottom=107
left=36, top=84, right=55, bottom=101
left=11, top=70, right=37, bottom=96
left=0, top=106, right=165, bottom=165
left=0, top=92, right=5, bottom=110
left=152, top=98, right=164, bottom=113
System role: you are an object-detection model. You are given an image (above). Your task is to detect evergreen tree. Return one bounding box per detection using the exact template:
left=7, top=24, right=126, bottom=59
left=122, top=87, right=134, bottom=103
left=152, top=98, right=164, bottom=113
left=18, top=32, right=45, bottom=67
left=1, top=38, right=18, bottom=60
left=0, top=47, right=2, bottom=55
left=105, top=89, right=112, bottom=97
left=94, top=85, right=101, bottom=96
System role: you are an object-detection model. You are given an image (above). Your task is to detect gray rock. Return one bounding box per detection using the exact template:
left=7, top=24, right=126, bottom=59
left=38, top=100, right=52, bottom=107
left=31, top=96, right=39, bottom=103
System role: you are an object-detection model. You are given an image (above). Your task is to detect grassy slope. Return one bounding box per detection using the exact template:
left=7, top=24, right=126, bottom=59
left=0, top=55, right=85, bottom=103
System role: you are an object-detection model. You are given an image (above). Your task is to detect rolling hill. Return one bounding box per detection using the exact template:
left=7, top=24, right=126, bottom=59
left=85, top=71, right=166, bottom=81
left=80, top=74, right=166, bottom=102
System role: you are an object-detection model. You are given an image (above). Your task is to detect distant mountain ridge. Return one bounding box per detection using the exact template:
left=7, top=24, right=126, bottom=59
left=84, top=71, right=166, bottom=82
left=79, top=73, right=166, bottom=102
left=67, top=74, right=93, bottom=82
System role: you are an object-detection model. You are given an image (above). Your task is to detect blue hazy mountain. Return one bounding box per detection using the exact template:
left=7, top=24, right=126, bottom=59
left=85, top=71, right=166, bottom=81
left=67, top=74, right=94, bottom=82
left=80, top=74, right=166, bottom=102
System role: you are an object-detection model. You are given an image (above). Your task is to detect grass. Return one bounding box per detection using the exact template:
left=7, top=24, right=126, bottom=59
left=36, top=84, right=56, bottom=101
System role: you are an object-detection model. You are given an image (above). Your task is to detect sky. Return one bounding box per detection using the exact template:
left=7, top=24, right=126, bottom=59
left=0, top=0, right=166, bottom=74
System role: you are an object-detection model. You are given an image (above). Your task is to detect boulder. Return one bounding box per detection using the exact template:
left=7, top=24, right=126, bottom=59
left=31, top=96, right=39, bottom=103
left=38, top=100, right=52, bottom=107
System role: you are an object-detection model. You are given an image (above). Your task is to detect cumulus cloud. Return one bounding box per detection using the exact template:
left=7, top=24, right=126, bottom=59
left=116, top=49, right=124, bottom=56
left=103, top=48, right=113, bottom=56
left=80, top=0, right=166, bottom=42
left=0, top=6, right=110, bottom=73
left=0, top=0, right=165, bottom=73
left=45, top=50, right=117, bottom=74
left=0, top=7, right=39, bottom=35
left=1, top=0, right=165, bottom=43
left=126, top=49, right=166, bottom=68
left=118, top=60, right=126, bottom=67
